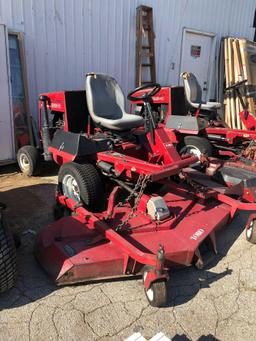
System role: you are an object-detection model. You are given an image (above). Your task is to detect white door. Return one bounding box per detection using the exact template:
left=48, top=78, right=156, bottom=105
left=0, top=24, right=14, bottom=162
left=180, top=29, right=216, bottom=101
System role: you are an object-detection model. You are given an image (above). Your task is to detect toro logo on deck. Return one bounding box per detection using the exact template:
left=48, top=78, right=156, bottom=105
left=190, top=228, right=205, bottom=241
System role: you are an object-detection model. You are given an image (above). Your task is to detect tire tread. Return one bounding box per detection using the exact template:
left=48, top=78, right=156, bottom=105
left=0, top=212, right=17, bottom=293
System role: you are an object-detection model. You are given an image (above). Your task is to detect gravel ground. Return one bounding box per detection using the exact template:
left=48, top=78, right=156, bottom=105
left=0, top=165, right=256, bottom=341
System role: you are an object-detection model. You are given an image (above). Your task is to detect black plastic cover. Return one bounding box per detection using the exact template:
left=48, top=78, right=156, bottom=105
left=50, top=129, right=112, bottom=157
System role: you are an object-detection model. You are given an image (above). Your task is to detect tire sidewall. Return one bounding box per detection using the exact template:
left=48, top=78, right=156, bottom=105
left=58, top=162, right=102, bottom=210
left=58, top=164, right=86, bottom=204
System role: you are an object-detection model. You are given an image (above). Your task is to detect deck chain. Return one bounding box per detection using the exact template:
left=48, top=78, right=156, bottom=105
left=115, top=174, right=150, bottom=232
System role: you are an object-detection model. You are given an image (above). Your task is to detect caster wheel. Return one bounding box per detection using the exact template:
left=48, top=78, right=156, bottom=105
left=143, top=266, right=167, bottom=307
left=246, top=220, right=256, bottom=244
left=144, top=281, right=167, bottom=307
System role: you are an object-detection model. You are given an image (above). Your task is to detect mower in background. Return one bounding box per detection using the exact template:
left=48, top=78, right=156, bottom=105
left=130, top=75, right=256, bottom=203
left=17, top=93, right=64, bottom=175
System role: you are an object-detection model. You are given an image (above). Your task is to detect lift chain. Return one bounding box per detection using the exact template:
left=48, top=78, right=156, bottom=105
left=115, top=174, right=150, bottom=232
left=115, top=174, right=145, bottom=209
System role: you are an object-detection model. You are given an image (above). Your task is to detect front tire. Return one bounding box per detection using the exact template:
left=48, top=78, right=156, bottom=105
left=17, top=145, right=40, bottom=176
left=58, top=162, right=103, bottom=211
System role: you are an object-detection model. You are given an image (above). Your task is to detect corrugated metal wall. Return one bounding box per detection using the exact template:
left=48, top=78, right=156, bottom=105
left=0, top=0, right=255, bottom=118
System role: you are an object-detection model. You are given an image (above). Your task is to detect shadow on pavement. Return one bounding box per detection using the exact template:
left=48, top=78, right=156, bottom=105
left=173, top=334, right=220, bottom=340
left=0, top=183, right=58, bottom=310
left=166, top=210, right=251, bottom=307
left=0, top=162, right=58, bottom=177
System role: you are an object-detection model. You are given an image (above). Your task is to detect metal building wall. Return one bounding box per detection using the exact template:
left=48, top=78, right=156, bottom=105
left=0, top=0, right=255, bottom=118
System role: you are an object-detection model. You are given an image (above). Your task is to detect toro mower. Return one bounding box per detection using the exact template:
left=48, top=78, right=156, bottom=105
left=130, top=74, right=256, bottom=203
left=35, top=73, right=256, bottom=307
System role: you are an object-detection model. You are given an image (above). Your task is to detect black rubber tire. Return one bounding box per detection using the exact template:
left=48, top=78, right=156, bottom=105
left=17, top=145, right=40, bottom=176
left=58, top=162, right=103, bottom=211
left=0, top=211, right=17, bottom=293
left=246, top=220, right=256, bottom=244
left=144, top=280, right=168, bottom=307
left=178, top=136, right=213, bottom=157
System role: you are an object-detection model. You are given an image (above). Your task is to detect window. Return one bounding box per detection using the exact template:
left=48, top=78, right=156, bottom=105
left=8, top=33, right=30, bottom=149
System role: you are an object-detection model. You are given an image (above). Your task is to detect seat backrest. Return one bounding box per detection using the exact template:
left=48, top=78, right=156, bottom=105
left=65, top=91, right=91, bottom=133
left=86, top=74, right=125, bottom=123
left=181, top=72, right=202, bottom=104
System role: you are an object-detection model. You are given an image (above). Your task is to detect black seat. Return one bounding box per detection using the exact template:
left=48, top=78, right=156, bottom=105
left=85, top=74, right=144, bottom=131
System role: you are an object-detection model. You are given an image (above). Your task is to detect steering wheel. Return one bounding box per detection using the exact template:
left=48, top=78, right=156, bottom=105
left=225, top=79, right=247, bottom=91
left=127, top=83, right=161, bottom=102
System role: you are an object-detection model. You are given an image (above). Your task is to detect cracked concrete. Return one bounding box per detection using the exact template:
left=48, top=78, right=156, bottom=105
left=1, top=166, right=256, bottom=340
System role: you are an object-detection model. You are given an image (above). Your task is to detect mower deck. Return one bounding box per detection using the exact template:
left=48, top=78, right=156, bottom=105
left=36, top=183, right=232, bottom=286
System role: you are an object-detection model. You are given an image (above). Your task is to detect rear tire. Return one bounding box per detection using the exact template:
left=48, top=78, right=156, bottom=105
left=17, top=145, right=40, bottom=176
left=0, top=211, right=17, bottom=293
left=178, top=136, right=213, bottom=158
left=58, top=162, right=103, bottom=211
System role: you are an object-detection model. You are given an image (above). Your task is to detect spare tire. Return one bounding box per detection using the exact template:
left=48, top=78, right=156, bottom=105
left=0, top=209, right=17, bottom=293
left=58, top=162, right=103, bottom=211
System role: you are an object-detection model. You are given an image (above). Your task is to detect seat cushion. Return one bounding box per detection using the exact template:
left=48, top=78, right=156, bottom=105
left=94, top=112, right=144, bottom=131
left=201, top=102, right=222, bottom=110
left=188, top=101, right=221, bottom=110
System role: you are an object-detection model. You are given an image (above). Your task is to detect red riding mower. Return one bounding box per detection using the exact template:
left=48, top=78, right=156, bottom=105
left=131, top=74, right=256, bottom=203
left=34, top=73, right=256, bottom=307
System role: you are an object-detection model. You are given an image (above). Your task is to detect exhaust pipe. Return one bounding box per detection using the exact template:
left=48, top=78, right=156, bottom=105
left=39, top=95, right=53, bottom=161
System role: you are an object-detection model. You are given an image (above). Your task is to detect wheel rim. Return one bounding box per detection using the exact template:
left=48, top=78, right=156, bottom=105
left=19, top=153, right=30, bottom=171
left=246, top=221, right=254, bottom=239
left=180, top=145, right=202, bottom=158
left=146, top=287, right=154, bottom=302
left=62, top=174, right=81, bottom=202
